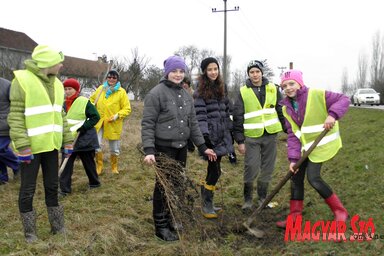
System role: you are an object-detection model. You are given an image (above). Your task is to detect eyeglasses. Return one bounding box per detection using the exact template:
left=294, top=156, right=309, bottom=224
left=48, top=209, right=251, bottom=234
left=107, top=76, right=117, bottom=80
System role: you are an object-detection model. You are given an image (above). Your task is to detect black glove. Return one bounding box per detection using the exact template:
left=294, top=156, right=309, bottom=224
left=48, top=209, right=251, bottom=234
left=77, top=126, right=86, bottom=134
left=204, top=135, right=213, bottom=149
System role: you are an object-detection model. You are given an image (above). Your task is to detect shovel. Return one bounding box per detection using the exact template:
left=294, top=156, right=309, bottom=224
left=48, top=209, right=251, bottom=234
left=243, top=129, right=329, bottom=238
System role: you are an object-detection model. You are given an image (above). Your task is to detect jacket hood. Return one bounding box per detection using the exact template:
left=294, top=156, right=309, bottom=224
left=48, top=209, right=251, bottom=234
left=24, top=59, right=55, bottom=84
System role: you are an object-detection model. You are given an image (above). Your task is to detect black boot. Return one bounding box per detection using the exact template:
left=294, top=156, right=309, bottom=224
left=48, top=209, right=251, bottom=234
left=201, top=185, right=218, bottom=218
left=257, top=181, right=269, bottom=208
left=47, top=205, right=65, bottom=234
left=20, top=210, right=38, bottom=243
left=167, top=212, right=183, bottom=232
left=241, top=182, right=253, bottom=212
left=154, top=213, right=179, bottom=241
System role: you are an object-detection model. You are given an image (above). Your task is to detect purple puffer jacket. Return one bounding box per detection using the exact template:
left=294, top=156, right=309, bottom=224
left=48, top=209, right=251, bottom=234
left=279, top=86, right=350, bottom=163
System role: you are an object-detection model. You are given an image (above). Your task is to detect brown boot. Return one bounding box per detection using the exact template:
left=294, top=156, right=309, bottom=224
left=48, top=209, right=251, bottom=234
left=111, top=154, right=119, bottom=174
left=96, top=152, right=103, bottom=175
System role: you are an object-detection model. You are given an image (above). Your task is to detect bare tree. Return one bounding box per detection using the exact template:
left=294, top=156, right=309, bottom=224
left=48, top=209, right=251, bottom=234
left=341, top=67, right=353, bottom=95
left=355, top=50, right=368, bottom=89
left=0, top=48, right=29, bottom=80
left=110, top=48, right=149, bottom=100
left=174, top=45, right=200, bottom=75
left=229, top=69, right=247, bottom=99
left=139, top=65, right=163, bottom=100
left=370, top=31, right=384, bottom=102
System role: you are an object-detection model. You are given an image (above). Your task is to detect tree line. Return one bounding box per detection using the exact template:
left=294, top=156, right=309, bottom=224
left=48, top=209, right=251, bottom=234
left=341, top=30, right=384, bottom=103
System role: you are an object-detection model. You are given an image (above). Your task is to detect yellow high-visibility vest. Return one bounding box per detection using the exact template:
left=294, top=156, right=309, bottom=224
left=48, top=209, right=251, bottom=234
left=14, top=70, right=64, bottom=154
left=240, top=83, right=282, bottom=138
left=282, top=89, right=342, bottom=163
left=66, top=96, right=88, bottom=136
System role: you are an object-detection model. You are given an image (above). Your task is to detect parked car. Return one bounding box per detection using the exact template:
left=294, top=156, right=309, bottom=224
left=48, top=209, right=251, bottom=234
left=352, top=88, right=380, bottom=106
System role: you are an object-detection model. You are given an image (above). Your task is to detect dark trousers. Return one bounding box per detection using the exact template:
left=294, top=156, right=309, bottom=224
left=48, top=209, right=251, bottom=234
left=60, top=150, right=100, bottom=194
left=291, top=159, right=333, bottom=200
left=0, top=136, right=19, bottom=182
left=153, top=145, right=187, bottom=215
left=205, top=156, right=222, bottom=186
left=19, top=150, right=59, bottom=213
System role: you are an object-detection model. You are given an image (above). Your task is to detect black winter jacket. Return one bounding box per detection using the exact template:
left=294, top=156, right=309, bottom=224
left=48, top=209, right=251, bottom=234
left=194, top=89, right=234, bottom=157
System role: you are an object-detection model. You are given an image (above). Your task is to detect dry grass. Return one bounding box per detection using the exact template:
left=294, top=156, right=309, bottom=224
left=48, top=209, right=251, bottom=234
left=0, top=103, right=383, bottom=255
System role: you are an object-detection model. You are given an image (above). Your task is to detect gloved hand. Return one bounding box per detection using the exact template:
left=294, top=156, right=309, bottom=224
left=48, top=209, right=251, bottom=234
left=64, top=144, right=73, bottom=158
left=108, top=113, right=119, bottom=122
left=77, top=126, right=86, bottom=134
left=203, top=135, right=213, bottom=149
left=18, top=148, right=34, bottom=164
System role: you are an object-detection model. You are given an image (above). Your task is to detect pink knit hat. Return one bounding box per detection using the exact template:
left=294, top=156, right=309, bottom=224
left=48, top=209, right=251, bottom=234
left=280, top=69, right=304, bottom=87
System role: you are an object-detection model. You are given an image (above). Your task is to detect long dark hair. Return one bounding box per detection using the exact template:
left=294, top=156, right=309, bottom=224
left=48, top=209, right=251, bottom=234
left=197, top=72, right=225, bottom=100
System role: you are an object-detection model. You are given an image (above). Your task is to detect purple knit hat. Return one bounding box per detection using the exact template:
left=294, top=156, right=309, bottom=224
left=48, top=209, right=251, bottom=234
left=163, top=55, right=187, bottom=77
left=280, top=69, right=304, bottom=87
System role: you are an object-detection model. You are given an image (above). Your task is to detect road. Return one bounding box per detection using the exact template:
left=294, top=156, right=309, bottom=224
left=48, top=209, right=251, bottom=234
left=350, top=104, right=384, bottom=110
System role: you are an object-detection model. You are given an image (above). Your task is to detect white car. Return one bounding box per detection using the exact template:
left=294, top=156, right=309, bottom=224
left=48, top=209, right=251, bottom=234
left=353, top=88, right=380, bottom=106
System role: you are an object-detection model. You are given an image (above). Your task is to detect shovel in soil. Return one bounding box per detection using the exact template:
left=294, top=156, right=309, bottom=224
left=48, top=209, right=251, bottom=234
left=243, top=129, right=329, bottom=238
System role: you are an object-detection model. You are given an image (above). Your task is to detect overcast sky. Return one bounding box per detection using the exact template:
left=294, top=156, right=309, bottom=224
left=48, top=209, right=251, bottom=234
left=1, top=0, right=383, bottom=91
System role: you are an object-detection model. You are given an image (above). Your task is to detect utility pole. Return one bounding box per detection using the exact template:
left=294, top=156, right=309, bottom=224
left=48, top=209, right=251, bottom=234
left=278, top=66, right=287, bottom=77
left=212, top=0, right=239, bottom=85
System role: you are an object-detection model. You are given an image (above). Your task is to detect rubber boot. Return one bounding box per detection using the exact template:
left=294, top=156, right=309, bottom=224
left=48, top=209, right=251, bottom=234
left=47, top=205, right=65, bottom=234
left=111, top=154, right=119, bottom=174
left=257, top=181, right=269, bottom=208
left=20, top=210, right=38, bottom=243
left=167, top=212, right=183, bottom=232
left=96, top=152, right=103, bottom=175
left=325, top=193, right=348, bottom=222
left=276, top=200, right=303, bottom=229
left=241, top=182, right=253, bottom=212
left=154, top=212, right=179, bottom=241
left=201, top=184, right=218, bottom=219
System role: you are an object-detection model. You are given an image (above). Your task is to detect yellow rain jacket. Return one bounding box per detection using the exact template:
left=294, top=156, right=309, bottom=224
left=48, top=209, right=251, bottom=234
left=90, top=85, right=131, bottom=140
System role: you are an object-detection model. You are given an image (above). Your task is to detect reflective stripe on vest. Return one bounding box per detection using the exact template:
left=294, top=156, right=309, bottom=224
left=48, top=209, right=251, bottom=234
left=66, top=96, right=88, bottom=136
left=14, top=70, right=64, bottom=154
left=282, top=89, right=342, bottom=163
left=240, top=83, right=282, bottom=138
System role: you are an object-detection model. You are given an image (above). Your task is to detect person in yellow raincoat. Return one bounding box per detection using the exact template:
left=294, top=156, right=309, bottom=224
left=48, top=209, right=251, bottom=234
left=90, top=70, right=131, bottom=174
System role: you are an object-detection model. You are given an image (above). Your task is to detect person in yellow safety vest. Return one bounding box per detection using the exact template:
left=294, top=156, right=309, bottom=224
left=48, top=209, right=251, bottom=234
left=59, top=78, right=101, bottom=196
left=8, top=45, right=74, bottom=243
left=89, top=70, right=131, bottom=174
left=276, top=69, right=350, bottom=230
left=233, top=60, right=286, bottom=212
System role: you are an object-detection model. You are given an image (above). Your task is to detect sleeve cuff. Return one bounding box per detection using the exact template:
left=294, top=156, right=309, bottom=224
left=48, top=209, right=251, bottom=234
left=197, top=144, right=208, bottom=155
left=144, top=147, right=156, bottom=155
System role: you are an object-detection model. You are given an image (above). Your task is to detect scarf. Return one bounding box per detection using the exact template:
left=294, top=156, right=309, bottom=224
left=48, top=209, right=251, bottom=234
left=65, top=92, right=79, bottom=112
left=103, top=81, right=121, bottom=99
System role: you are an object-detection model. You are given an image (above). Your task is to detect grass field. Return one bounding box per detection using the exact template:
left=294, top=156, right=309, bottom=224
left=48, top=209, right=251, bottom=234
left=0, top=102, right=383, bottom=255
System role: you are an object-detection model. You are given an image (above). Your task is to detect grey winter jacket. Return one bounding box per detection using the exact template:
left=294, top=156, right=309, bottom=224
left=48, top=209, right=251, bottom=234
left=141, top=78, right=207, bottom=155
left=0, top=78, right=11, bottom=136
